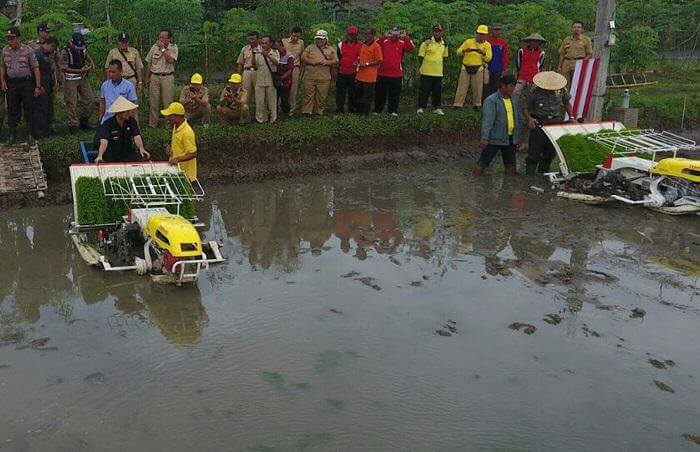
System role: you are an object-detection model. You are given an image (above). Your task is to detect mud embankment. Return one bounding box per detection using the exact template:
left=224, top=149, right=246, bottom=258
left=0, top=131, right=478, bottom=210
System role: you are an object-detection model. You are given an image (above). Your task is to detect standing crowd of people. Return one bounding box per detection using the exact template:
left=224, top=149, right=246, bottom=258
left=0, top=20, right=594, bottom=177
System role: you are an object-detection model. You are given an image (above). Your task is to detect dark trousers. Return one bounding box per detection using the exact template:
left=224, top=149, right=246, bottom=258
left=477, top=137, right=516, bottom=168
left=527, top=125, right=556, bottom=173
left=277, top=86, right=291, bottom=115
left=336, top=73, right=357, bottom=113
left=485, top=70, right=501, bottom=100
left=418, top=75, right=442, bottom=109
left=7, top=77, right=35, bottom=135
left=355, top=81, right=374, bottom=116
left=33, top=82, right=53, bottom=137
left=374, top=76, right=402, bottom=114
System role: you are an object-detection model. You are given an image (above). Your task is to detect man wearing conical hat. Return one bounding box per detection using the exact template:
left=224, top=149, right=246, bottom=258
left=179, top=73, right=210, bottom=123
left=515, top=32, right=546, bottom=96
left=94, top=96, right=149, bottom=163
left=217, top=73, right=250, bottom=124
left=523, top=71, right=575, bottom=175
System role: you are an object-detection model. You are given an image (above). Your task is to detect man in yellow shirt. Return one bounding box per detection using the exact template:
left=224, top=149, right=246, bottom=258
left=454, top=25, right=492, bottom=110
left=161, top=102, right=197, bottom=181
left=474, top=75, right=522, bottom=176
left=417, top=24, right=449, bottom=115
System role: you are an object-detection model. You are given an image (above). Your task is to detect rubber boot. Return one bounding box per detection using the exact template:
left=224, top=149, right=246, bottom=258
left=5, top=127, right=16, bottom=146
left=472, top=164, right=485, bottom=176
left=537, top=159, right=553, bottom=174
left=525, top=163, right=537, bottom=176
left=79, top=117, right=94, bottom=130
left=504, top=164, right=517, bottom=175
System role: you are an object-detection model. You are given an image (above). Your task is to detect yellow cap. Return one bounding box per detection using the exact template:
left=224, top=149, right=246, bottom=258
left=476, top=24, right=489, bottom=34
left=160, top=102, right=186, bottom=116
left=190, top=73, right=203, bottom=85
left=228, top=73, right=242, bottom=83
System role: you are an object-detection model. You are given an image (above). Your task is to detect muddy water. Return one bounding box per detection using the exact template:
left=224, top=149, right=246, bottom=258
left=1, top=161, right=699, bottom=452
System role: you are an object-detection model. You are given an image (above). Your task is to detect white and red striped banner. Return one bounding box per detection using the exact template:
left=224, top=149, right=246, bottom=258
left=568, top=58, right=600, bottom=120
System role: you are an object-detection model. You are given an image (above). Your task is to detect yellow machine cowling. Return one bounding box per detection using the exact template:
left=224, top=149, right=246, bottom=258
left=144, top=214, right=203, bottom=258
left=651, top=158, right=700, bottom=182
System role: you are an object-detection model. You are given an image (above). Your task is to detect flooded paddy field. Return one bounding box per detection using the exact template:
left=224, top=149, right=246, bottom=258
left=1, top=161, right=699, bottom=451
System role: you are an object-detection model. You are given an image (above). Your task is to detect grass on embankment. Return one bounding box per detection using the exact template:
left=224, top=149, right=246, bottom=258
left=39, top=109, right=482, bottom=181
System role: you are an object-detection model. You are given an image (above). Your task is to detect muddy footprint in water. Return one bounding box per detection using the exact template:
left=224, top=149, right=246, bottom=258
left=653, top=380, right=675, bottom=393
left=543, top=314, right=562, bottom=325
left=509, top=323, right=537, bottom=335
left=436, top=320, right=457, bottom=337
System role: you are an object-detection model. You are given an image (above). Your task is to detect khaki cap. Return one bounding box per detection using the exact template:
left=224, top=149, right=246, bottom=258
left=107, top=96, right=138, bottom=113
left=533, top=71, right=567, bottom=90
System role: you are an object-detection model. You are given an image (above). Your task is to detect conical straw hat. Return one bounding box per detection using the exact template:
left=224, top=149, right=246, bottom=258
left=107, top=96, right=139, bottom=113
left=533, top=71, right=567, bottom=90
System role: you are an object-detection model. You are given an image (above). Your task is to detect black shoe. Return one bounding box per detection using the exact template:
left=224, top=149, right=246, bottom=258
left=68, top=126, right=78, bottom=135
left=27, top=134, right=36, bottom=146
left=79, top=118, right=94, bottom=130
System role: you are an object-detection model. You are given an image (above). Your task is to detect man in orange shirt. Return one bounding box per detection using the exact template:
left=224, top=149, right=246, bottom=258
left=355, top=28, right=382, bottom=116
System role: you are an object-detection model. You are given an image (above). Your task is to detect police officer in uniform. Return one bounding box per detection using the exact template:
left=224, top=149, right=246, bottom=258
left=0, top=27, right=42, bottom=145
left=523, top=71, right=575, bottom=175
left=34, top=36, right=58, bottom=137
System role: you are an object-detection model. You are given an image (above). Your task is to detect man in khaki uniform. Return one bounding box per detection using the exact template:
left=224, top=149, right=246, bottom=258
left=218, top=73, right=250, bottom=124
left=253, top=36, right=279, bottom=123
left=300, top=30, right=338, bottom=115
left=179, top=73, right=210, bottom=123
left=104, top=33, right=143, bottom=92
left=557, top=21, right=593, bottom=90
left=282, top=26, right=304, bottom=115
left=60, top=32, right=95, bottom=133
left=145, top=29, right=178, bottom=127
left=236, top=31, right=262, bottom=114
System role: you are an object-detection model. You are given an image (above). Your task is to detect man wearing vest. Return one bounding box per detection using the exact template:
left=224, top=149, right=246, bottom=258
left=60, top=32, right=95, bottom=134
left=336, top=25, right=362, bottom=114
left=485, top=23, right=509, bottom=99
left=145, top=29, right=178, bottom=128
left=104, top=33, right=143, bottom=93
left=453, top=25, right=492, bottom=111
left=515, top=33, right=546, bottom=96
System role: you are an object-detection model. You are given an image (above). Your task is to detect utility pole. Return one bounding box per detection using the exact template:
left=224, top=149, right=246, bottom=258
left=587, top=0, right=617, bottom=121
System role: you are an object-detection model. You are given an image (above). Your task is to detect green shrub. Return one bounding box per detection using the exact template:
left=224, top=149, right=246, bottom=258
left=557, top=132, right=653, bottom=173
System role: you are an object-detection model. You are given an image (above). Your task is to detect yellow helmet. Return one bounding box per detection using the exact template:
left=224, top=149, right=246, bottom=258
left=190, top=73, right=203, bottom=84
left=476, top=24, right=489, bottom=34
left=228, top=73, right=242, bottom=84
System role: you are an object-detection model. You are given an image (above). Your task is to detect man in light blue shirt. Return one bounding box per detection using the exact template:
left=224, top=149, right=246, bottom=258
left=99, top=59, right=137, bottom=123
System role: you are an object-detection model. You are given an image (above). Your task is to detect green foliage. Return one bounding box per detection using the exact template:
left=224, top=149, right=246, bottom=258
left=612, top=25, right=659, bottom=72
left=75, top=176, right=112, bottom=225
left=557, top=134, right=611, bottom=172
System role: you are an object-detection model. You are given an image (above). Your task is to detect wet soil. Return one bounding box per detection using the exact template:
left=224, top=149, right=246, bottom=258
left=0, top=161, right=699, bottom=451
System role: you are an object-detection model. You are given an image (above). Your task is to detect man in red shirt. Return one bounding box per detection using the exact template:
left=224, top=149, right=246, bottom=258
left=515, top=33, right=546, bottom=96
left=485, top=23, right=509, bottom=98
left=335, top=25, right=362, bottom=114
left=374, top=28, right=414, bottom=116
left=355, top=28, right=383, bottom=116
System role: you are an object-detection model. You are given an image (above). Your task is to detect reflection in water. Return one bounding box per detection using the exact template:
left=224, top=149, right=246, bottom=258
left=1, top=165, right=698, bottom=346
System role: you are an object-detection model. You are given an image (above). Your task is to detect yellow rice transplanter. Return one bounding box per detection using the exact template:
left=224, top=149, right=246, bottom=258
left=68, top=161, right=225, bottom=285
